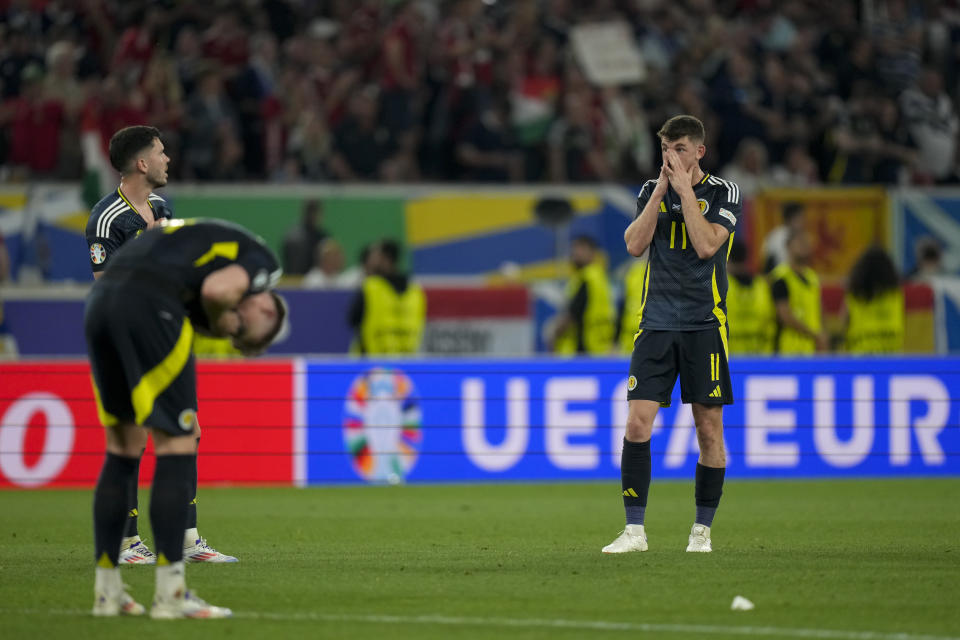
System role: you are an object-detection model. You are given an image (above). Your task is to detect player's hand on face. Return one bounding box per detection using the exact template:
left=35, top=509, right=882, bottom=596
left=653, top=164, right=669, bottom=196
left=665, top=149, right=695, bottom=193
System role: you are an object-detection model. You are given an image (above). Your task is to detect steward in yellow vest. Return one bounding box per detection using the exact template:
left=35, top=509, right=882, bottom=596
left=843, top=246, right=904, bottom=354
left=552, top=235, right=614, bottom=355
left=348, top=240, right=426, bottom=355
left=619, top=259, right=647, bottom=353
left=725, top=242, right=775, bottom=354
left=771, top=230, right=826, bottom=354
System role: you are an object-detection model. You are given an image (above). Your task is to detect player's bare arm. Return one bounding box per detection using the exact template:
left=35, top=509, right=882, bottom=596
left=664, top=148, right=729, bottom=259
left=201, top=264, right=251, bottom=337
left=624, top=166, right=668, bottom=256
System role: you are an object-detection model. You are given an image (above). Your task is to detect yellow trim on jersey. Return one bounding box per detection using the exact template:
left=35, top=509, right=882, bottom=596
left=117, top=187, right=154, bottom=217
left=131, top=318, right=194, bottom=425
left=727, top=232, right=735, bottom=259
left=659, top=202, right=667, bottom=213
left=700, top=173, right=711, bottom=184
left=91, top=376, right=118, bottom=428
left=711, top=266, right=729, bottom=357
left=193, top=241, right=239, bottom=267
left=681, top=223, right=687, bottom=250
left=670, top=221, right=676, bottom=248
left=632, top=263, right=652, bottom=343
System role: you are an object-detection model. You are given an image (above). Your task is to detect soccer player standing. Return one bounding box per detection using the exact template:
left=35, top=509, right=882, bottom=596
left=87, top=218, right=286, bottom=617
left=604, top=115, right=741, bottom=554
left=85, top=126, right=236, bottom=564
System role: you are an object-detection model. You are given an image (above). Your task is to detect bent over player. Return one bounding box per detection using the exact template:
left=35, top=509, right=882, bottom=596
left=604, top=115, right=741, bottom=554
left=87, top=218, right=286, bottom=618
left=86, top=125, right=235, bottom=564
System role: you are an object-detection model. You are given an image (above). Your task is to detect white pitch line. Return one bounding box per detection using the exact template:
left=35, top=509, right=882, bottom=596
left=1, top=608, right=957, bottom=640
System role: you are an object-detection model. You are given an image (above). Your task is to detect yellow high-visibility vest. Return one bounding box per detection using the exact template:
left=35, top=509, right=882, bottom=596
left=845, top=289, right=904, bottom=354
left=620, top=260, right=647, bottom=353
left=727, top=275, right=775, bottom=354
left=360, top=275, right=426, bottom=354
left=771, top=263, right=821, bottom=355
left=555, top=261, right=614, bottom=355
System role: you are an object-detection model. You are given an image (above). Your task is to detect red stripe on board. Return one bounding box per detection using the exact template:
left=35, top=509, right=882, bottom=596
left=425, top=287, right=529, bottom=319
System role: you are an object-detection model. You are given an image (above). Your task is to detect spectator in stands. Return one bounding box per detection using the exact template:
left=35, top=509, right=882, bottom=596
left=763, top=201, right=806, bottom=273
left=348, top=239, right=426, bottom=355
left=3, top=1, right=960, bottom=187
left=550, top=235, right=615, bottom=355
left=721, top=137, right=772, bottom=200
left=329, top=87, right=399, bottom=181
left=771, top=229, right=829, bottom=354
left=841, top=246, right=904, bottom=354
left=182, top=66, right=241, bottom=180
left=907, top=237, right=946, bottom=282
left=548, top=91, right=612, bottom=182
left=726, top=241, right=775, bottom=355
left=771, top=144, right=820, bottom=186
left=900, top=67, right=959, bottom=183
left=0, top=26, right=42, bottom=100
left=303, top=238, right=352, bottom=289
left=456, top=97, right=523, bottom=182
left=282, top=199, right=329, bottom=276
left=872, top=96, right=917, bottom=184
left=2, top=63, right=64, bottom=177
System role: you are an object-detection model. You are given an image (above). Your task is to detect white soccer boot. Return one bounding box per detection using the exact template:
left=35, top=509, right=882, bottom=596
left=686, top=524, right=712, bottom=552
left=149, top=561, right=232, bottom=619
left=183, top=536, right=238, bottom=563
left=119, top=536, right=157, bottom=564
left=601, top=524, right=648, bottom=553
left=92, top=567, right=145, bottom=616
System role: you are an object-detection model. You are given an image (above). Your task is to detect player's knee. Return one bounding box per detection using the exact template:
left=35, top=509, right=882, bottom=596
left=625, top=412, right=655, bottom=442
left=105, top=423, right=147, bottom=457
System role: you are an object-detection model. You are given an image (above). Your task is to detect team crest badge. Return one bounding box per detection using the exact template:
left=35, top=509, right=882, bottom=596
left=178, top=409, right=198, bottom=432
left=697, top=199, right=709, bottom=214
left=628, top=376, right=638, bottom=391
left=90, top=243, right=106, bottom=264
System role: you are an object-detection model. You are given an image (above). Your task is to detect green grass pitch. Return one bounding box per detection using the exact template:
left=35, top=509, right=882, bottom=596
left=1, top=479, right=958, bottom=640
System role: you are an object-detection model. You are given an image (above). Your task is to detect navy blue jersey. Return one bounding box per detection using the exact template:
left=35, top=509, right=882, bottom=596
left=102, top=219, right=281, bottom=332
left=634, top=173, right=742, bottom=331
left=85, top=188, right=173, bottom=273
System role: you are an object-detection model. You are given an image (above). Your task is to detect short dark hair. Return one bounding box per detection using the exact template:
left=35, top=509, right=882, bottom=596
left=782, top=201, right=805, bottom=223
left=657, top=115, right=705, bottom=143
left=379, top=239, right=402, bottom=265
left=109, top=125, right=161, bottom=173
left=572, top=234, right=599, bottom=249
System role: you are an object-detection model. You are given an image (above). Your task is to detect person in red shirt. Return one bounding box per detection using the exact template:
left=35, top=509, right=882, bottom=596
left=3, top=64, right=64, bottom=176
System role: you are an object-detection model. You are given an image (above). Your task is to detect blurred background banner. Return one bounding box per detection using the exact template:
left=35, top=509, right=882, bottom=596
left=2, top=358, right=957, bottom=488
left=0, top=185, right=641, bottom=282
left=750, top=187, right=889, bottom=280
left=894, top=189, right=960, bottom=275
left=0, top=361, right=295, bottom=489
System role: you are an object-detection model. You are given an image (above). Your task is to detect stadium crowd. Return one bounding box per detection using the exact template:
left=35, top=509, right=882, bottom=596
left=1, top=0, right=959, bottom=185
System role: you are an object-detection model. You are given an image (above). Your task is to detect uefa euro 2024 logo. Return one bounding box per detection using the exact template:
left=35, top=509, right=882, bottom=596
left=343, top=368, right=422, bottom=484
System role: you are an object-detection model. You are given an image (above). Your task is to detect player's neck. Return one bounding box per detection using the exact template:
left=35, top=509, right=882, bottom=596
left=690, top=165, right=704, bottom=186
left=118, top=178, right=151, bottom=214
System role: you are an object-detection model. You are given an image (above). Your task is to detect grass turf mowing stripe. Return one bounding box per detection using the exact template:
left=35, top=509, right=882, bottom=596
left=3, top=609, right=958, bottom=640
